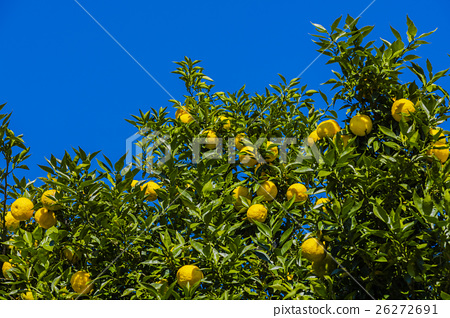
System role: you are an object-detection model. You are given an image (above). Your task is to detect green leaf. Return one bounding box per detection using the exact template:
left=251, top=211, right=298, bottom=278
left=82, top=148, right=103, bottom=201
left=281, top=240, right=293, bottom=256
left=373, top=202, right=390, bottom=224
left=202, top=180, right=214, bottom=196
left=383, top=141, right=401, bottom=150
left=378, top=125, right=398, bottom=139
left=390, top=26, right=402, bottom=41
left=23, top=231, right=33, bottom=246
left=406, top=15, right=417, bottom=41
left=441, top=291, right=450, bottom=300
left=253, top=250, right=273, bottom=263
left=254, top=221, right=272, bottom=239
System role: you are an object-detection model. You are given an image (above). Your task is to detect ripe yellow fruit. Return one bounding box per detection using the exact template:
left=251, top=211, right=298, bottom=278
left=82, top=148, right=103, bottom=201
left=21, top=291, right=34, bottom=300
left=131, top=180, right=139, bottom=187
left=175, top=108, right=194, bottom=123
left=301, top=238, right=326, bottom=262
left=232, top=186, right=252, bottom=211
left=391, top=98, right=415, bottom=122
left=11, top=197, right=34, bottom=221
left=141, top=181, right=161, bottom=201
left=286, top=183, right=308, bottom=203
left=306, top=130, right=320, bottom=146
left=247, top=204, right=268, bottom=223
left=239, top=146, right=258, bottom=168
left=41, top=190, right=61, bottom=211
left=63, top=248, right=79, bottom=264
left=235, top=133, right=247, bottom=150
left=71, top=271, right=93, bottom=294
left=35, top=207, right=57, bottom=229
left=175, top=107, right=188, bottom=119
left=317, top=120, right=340, bottom=138
left=176, top=265, right=203, bottom=288
left=3, top=211, right=20, bottom=231
left=2, top=261, right=13, bottom=278
left=219, top=116, right=231, bottom=130
left=315, top=198, right=330, bottom=212
left=312, top=253, right=336, bottom=277
left=349, top=114, right=372, bottom=136
left=427, top=144, right=449, bottom=164
left=429, top=128, right=447, bottom=144
left=256, top=180, right=278, bottom=201
left=204, top=130, right=218, bottom=149
left=180, top=114, right=194, bottom=123
left=264, top=141, right=278, bottom=163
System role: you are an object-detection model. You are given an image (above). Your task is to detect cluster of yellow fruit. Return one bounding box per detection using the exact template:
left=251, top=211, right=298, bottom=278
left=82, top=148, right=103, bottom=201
left=175, top=107, right=232, bottom=149
left=391, top=98, right=448, bottom=163
left=307, top=113, right=372, bottom=147
left=306, top=98, right=448, bottom=164
left=232, top=182, right=316, bottom=223
left=1, top=190, right=60, bottom=232
left=1, top=261, right=35, bottom=299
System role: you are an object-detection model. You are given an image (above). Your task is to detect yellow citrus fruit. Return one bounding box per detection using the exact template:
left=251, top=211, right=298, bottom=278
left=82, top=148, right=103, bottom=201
left=256, top=180, right=278, bottom=201
left=286, top=183, right=308, bottom=203
left=235, top=133, right=247, bottom=150
left=301, top=238, right=326, bottom=262
left=317, top=120, right=341, bottom=138
left=141, top=181, right=161, bottom=201
left=131, top=180, right=139, bottom=187
left=247, top=204, right=268, bottom=223
left=427, top=144, right=449, bottom=164
left=41, top=190, right=61, bottom=211
left=175, top=107, right=188, bottom=119
left=175, top=108, right=194, bottom=123
left=312, top=253, right=336, bottom=277
left=204, top=130, right=218, bottom=149
left=180, top=113, right=194, bottom=123
left=3, top=211, right=20, bottom=231
left=315, top=198, right=330, bottom=212
left=232, top=186, right=252, bottom=211
left=391, top=98, right=415, bottom=122
left=35, top=207, right=57, bottom=229
left=349, top=114, right=372, bottom=136
left=306, top=130, right=320, bottom=146
left=429, top=128, right=447, bottom=144
left=11, top=197, right=34, bottom=221
left=21, top=291, right=34, bottom=300
left=71, top=271, right=93, bottom=294
left=63, top=248, right=79, bottom=264
left=239, top=146, right=258, bottom=167
left=2, top=261, right=13, bottom=278
left=176, top=265, right=203, bottom=288
left=264, top=141, right=278, bottom=163
left=219, top=116, right=231, bottom=130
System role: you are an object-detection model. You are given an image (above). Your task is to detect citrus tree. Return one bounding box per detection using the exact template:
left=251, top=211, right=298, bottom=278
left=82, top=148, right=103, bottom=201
left=1, top=15, right=450, bottom=300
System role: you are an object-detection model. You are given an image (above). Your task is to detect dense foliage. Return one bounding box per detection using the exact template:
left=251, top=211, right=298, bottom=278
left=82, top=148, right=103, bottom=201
left=1, top=15, right=450, bottom=300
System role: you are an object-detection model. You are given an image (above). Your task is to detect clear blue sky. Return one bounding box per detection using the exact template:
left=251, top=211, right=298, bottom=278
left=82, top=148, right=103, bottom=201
left=1, top=0, right=450, bottom=182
